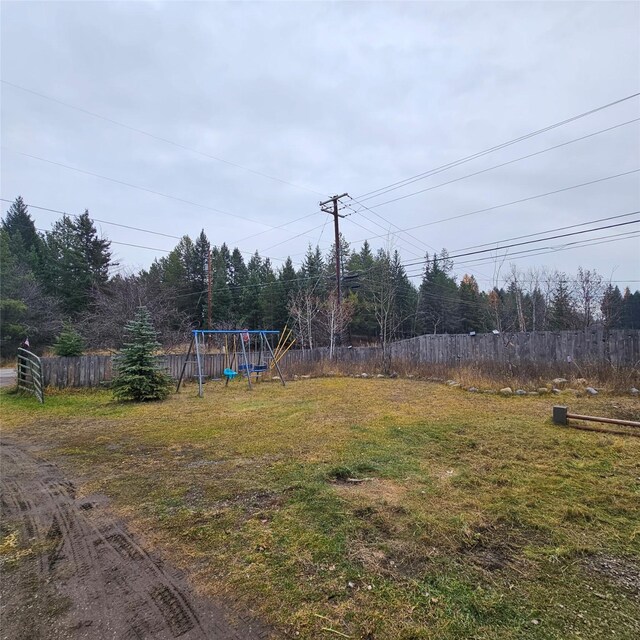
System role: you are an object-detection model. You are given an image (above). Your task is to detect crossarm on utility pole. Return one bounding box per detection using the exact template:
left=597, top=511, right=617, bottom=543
left=319, top=193, right=349, bottom=304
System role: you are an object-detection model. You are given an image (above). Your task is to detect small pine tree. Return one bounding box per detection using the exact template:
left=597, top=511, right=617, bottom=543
left=53, top=323, right=85, bottom=357
left=111, top=307, right=172, bottom=402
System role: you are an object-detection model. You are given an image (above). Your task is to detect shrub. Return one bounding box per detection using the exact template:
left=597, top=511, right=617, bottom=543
left=53, top=323, right=84, bottom=357
left=111, top=307, right=172, bottom=402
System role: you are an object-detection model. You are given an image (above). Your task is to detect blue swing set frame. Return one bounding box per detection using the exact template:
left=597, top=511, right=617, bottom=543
left=190, top=329, right=284, bottom=397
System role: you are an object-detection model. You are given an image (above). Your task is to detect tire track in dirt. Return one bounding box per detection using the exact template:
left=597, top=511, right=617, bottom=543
left=1, top=440, right=271, bottom=640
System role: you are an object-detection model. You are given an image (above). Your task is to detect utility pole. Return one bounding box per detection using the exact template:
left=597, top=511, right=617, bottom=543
left=207, top=250, right=212, bottom=331
left=319, top=193, right=348, bottom=304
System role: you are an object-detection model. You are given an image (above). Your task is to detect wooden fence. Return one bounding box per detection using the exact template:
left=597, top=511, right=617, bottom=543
left=389, top=328, right=640, bottom=366
left=40, top=329, right=639, bottom=388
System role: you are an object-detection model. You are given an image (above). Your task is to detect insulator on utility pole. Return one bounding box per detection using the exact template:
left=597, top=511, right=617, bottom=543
left=319, top=193, right=348, bottom=304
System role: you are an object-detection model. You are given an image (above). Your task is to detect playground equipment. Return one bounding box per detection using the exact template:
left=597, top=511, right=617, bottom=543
left=270, top=326, right=296, bottom=371
left=176, top=329, right=285, bottom=397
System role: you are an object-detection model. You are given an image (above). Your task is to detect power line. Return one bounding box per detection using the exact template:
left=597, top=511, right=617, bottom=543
left=448, top=211, right=640, bottom=254
left=347, top=214, right=640, bottom=292
left=173, top=271, right=339, bottom=301
left=2, top=147, right=279, bottom=228
left=346, top=195, right=437, bottom=254
left=341, top=210, right=426, bottom=259
left=160, top=235, right=640, bottom=306
left=342, top=202, right=431, bottom=256
left=100, top=233, right=640, bottom=311
left=356, top=93, right=640, bottom=201
left=350, top=168, right=640, bottom=243
left=390, top=211, right=640, bottom=279
left=403, top=230, right=640, bottom=277
left=2, top=148, right=327, bottom=251
left=317, top=129, right=639, bottom=256
left=358, top=231, right=640, bottom=312
left=232, top=211, right=319, bottom=246
left=15, top=198, right=303, bottom=265
left=356, top=120, right=640, bottom=210
left=261, top=222, right=329, bottom=252
left=2, top=79, right=327, bottom=197
left=400, top=216, right=640, bottom=269
left=34, top=227, right=172, bottom=254
left=1, top=198, right=182, bottom=240
left=455, top=230, right=640, bottom=268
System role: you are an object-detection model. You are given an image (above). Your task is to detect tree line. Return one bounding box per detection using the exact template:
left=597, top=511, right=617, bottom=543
left=2, top=196, right=639, bottom=356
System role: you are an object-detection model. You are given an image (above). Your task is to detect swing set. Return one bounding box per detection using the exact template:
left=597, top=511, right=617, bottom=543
left=176, top=328, right=295, bottom=397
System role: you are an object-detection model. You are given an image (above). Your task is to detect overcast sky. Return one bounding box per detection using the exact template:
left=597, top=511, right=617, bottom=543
left=2, top=1, right=639, bottom=289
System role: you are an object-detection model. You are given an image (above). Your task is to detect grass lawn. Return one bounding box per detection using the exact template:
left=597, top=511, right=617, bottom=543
left=2, top=378, right=639, bottom=639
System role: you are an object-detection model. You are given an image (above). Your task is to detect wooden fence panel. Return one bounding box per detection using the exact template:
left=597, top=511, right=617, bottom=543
left=39, top=329, right=640, bottom=388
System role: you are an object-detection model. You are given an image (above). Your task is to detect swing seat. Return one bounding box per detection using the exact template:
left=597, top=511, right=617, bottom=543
left=252, top=364, right=268, bottom=373
left=223, top=367, right=238, bottom=380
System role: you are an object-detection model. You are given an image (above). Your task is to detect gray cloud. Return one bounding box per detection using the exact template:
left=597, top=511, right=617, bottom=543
left=1, top=0, right=639, bottom=285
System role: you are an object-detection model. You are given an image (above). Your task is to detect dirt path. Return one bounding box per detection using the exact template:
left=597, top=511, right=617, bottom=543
left=0, top=441, right=271, bottom=640
left=0, top=368, right=16, bottom=388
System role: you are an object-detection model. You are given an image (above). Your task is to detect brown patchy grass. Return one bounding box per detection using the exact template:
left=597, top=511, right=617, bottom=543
left=1, top=378, right=640, bottom=639
left=288, top=358, right=640, bottom=394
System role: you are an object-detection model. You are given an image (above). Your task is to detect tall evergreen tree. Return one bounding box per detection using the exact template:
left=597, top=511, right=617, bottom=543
left=274, top=257, right=298, bottom=328
left=39, top=211, right=112, bottom=316
left=549, top=275, right=577, bottom=330
left=300, top=244, right=326, bottom=295
left=345, top=241, right=377, bottom=339
left=211, top=249, right=232, bottom=325
left=0, top=227, right=60, bottom=354
left=529, top=286, right=547, bottom=331
left=111, top=307, right=172, bottom=402
left=326, top=232, right=351, bottom=289
left=241, top=252, right=265, bottom=327
left=417, top=250, right=459, bottom=334
left=73, top=210, right=112, bottom=288
left=0, top=228, right=28, bottom=353
left=601, top=284, right=623, bottom=330
left=258, top=258, right=278, bottom=328
left=390, top=250, right=417, bottom=338
left=621, top=288, right=640, bottom=329
left=458, top=274, right=482, bottom=333
left=229, top=248, right=248, bottom=321
left=41, top=216, right=92, bottom=315
left=2, top=196, right=42, bottom=269
left=191, top=230, right=211, bottom=322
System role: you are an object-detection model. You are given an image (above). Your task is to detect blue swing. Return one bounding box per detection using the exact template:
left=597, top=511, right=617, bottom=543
left=223, top=335, right=239, bottom=383
left=224, top=367, right=238, bottom=380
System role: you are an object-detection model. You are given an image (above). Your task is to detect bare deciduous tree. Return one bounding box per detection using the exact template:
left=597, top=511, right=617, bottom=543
left=318, top=293, right=354, bottom=359
left=19, top=275, right=62, bottom=350
left=370, top=251, right=404, bottom=374
left=79, top=273, right=190, bottom=350
left=506, top=265, right=527, bottom=332
left=287, top=289, right=321, bottom=350
left=575, top=267, right=604, bottom=328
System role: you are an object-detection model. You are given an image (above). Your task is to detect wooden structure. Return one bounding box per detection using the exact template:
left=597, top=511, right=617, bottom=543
left=38, top=329, right=640, bottom=389
left=553, top=406, right=640, bottom=429
left=390, top=328, right=640, bottom=366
